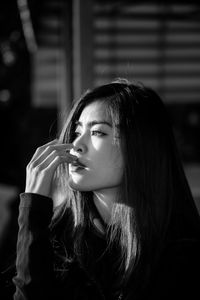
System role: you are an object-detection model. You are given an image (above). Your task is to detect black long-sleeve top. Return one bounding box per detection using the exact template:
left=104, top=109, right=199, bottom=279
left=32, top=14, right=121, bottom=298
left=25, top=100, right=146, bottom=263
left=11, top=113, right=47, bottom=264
left=13, top=193, right=200, bottom=300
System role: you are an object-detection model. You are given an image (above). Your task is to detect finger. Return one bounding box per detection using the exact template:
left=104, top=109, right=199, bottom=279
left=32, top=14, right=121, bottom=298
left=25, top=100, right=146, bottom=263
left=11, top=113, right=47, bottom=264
left=66, top=153, right=78, bottom=163
left=30, top=143, right=73, bottom=167
left=30, top=139, right=58, bottom=162
left=36, top=150, right=61, bottom=172
left=45, top=155, right=64, bottom=174
left=35, top=150, right=77, bottom=172
left=65, top=143, right=74, bottom=151
left=46, top=143, right=74, bottom=155
left=36, top=143, right=73, bottom=158
left=40, top=153, right=71, bottom=176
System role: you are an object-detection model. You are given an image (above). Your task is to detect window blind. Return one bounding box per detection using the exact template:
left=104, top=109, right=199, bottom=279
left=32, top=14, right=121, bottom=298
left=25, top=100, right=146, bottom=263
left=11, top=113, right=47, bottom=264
left=92, top=2, right=200, bottom=104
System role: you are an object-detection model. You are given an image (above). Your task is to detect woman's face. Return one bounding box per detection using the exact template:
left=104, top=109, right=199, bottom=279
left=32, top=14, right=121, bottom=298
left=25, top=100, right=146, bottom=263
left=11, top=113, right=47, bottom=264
left=68, top=101, right=124, bottom=192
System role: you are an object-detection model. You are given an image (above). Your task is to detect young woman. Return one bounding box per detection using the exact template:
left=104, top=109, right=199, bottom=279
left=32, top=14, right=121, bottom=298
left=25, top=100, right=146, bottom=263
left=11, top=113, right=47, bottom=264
left=13, top=79, right=200, bottom=300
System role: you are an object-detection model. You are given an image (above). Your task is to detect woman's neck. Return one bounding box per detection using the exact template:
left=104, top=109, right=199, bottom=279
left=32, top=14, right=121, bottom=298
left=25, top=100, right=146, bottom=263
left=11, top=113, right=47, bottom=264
left=93, top=188, right=119, bottom=224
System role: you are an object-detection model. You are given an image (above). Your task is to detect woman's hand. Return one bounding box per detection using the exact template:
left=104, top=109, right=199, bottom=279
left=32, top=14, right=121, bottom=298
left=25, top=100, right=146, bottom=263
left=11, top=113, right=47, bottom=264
left=25, top=139, right=77, bottom=198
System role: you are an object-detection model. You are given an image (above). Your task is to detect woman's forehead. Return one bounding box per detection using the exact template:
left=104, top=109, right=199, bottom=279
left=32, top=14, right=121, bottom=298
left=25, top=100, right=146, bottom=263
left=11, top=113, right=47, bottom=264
left=79, top=101, right=111, bottom=123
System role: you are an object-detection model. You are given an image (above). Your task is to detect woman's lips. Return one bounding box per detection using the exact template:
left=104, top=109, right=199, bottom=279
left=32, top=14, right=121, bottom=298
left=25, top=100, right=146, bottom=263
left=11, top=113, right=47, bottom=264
left=70, top=159, right=86, bottom=171
left=71, top=160, right=86, bottom=167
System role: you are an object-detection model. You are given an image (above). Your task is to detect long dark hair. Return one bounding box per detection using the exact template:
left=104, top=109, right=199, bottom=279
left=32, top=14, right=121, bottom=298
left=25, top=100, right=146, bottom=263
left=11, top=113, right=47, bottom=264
left=51, top=79, right=200, bottom=287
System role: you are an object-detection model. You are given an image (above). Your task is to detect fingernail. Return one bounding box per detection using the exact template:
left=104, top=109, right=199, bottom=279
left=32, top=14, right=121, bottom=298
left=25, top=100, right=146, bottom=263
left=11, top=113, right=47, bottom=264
left=66, top=144, right=73, bottom=151
left=66, top=153, right=77, bottom=160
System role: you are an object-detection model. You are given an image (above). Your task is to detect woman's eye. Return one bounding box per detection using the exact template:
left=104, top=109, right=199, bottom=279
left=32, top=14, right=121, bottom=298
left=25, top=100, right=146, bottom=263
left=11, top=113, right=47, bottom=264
left=74, top=131, right=81, bottom=138
left=91, top=130, right=106, bottom=137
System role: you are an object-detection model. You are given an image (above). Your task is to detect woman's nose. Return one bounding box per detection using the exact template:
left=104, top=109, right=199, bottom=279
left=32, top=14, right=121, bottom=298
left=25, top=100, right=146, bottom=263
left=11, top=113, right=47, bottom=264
left=72, top=135, right=87, bottom=154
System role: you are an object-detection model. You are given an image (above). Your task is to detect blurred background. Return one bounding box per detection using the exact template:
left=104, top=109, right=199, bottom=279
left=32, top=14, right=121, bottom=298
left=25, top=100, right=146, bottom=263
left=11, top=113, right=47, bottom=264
left=0, top=0, right=200, bottom=292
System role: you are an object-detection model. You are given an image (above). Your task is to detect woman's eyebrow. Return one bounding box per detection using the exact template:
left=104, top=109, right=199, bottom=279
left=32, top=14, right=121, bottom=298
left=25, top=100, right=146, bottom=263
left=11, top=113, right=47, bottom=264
left=75, top=120, right=112, bottom=128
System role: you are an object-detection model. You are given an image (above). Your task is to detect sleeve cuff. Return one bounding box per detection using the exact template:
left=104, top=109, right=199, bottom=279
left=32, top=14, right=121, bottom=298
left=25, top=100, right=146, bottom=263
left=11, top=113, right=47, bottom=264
left=19, top=193, right=53, bottom=211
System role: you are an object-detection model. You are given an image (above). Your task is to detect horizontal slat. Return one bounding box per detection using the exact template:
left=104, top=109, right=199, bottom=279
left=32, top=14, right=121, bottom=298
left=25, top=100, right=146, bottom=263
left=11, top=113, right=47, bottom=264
left=33, top=79, right=61, bottom=91
left=94, top=19, right=160, bottom=30
left=94, top=78, right=162, bottom=89
left=94, top=26, right=200, bottom=37
left=94, top=16, right=199, bottom=28
left=93, top=3, right=198, bottom=16
left=94, top=35, right=200, bottom=48
left=94, top=54, right=200, bottom=64
left=93, top=3, right=162, bottom=14
left=94, top=70, right=200, bottom=79
left=164, top=92, right=200, bottom=103
left=94, top=48, right=160, bottom=59
left=39, top=17, right=63, bottom=30
left=94, top=48, right=200, bottom=59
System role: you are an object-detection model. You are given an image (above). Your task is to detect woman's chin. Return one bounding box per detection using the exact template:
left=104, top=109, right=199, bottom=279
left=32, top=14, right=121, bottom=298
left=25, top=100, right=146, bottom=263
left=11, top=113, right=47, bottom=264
left=68, top=177, right=88, bottom=191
